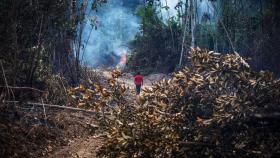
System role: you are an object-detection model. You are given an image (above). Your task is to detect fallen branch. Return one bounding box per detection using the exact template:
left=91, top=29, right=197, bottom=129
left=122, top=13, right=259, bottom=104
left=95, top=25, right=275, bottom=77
left=27, top=102, right=98, bottom=114
left=254, top=112, right=280, bottom=119
left=179, top=141, right=216, bottom=147
left=3, top=101, right=97, bottom=114
left=0, top=86, right=46, bottom=93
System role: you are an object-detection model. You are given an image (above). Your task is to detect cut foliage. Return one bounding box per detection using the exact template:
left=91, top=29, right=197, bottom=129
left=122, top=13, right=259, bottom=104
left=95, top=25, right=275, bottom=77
left=71, top=48, right=280, bottom=157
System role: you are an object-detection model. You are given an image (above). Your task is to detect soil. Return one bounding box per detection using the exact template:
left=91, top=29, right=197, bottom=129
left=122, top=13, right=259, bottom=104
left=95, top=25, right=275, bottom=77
left=49, top=135, right=103, bottom=158
left=0, top=105, right=101, bottom=158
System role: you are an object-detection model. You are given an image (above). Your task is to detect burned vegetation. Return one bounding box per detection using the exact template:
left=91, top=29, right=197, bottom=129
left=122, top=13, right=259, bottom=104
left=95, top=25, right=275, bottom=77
left=69, top=48, right=280, bottom=157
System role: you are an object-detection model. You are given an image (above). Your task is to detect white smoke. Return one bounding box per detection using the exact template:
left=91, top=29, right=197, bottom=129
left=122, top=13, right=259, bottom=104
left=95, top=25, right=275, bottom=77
left=197, top=0, right=215, bottom=23
left=159, top=0, right=215, bottom=23
left=82, top=0, right=140, bottom=67
left=159, top=0, right=180, bottom=21
left=81, top=0, right=215, bottom=67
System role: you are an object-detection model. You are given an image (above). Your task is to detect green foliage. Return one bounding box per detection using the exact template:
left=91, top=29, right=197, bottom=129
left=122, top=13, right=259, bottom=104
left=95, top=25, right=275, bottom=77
left=207, top=0, right=280, bottom=75
left=0, top=0, right=102, bottom=100
left=195, top=24, right=217, bottom=50
left=0, top=1, right=72, bottom=87
left=127, top=4, right=183, bottom=74
left=137, top=0, right=280, bottom=75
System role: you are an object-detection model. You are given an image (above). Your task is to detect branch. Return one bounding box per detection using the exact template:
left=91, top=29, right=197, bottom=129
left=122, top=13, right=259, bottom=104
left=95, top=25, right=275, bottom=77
left=27, top=102, right=97, bottom=114
left=0, top=86, right=46, bottom=93
left=3, top=101, right=97, bottom=114
left=254, top=112, right=280, bottom=119
left=180, top=141, right=216, bottom=147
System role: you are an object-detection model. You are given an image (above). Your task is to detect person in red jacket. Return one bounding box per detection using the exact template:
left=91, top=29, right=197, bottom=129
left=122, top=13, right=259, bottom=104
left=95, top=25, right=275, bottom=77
left=134, top=72, right=143, bottom=95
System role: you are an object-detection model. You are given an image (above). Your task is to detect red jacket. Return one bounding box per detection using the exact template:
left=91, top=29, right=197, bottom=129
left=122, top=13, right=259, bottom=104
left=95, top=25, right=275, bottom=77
left=134, top=75, right=143, bottom=85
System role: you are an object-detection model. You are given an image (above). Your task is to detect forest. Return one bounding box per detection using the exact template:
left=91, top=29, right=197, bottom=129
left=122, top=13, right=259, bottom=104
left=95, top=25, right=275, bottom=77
left=0, top=0, right=280, bottom=157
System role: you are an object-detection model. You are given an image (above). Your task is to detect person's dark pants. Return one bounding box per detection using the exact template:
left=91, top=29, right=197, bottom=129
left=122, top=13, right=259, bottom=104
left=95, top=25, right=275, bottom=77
left=136, top=85, right=141, bottom=95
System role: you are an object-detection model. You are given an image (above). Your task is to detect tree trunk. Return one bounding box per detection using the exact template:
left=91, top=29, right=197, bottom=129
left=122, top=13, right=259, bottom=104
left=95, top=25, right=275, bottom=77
left=179, top=0, right=189, bottom=67
left=190, top=0, right=196, bottom=48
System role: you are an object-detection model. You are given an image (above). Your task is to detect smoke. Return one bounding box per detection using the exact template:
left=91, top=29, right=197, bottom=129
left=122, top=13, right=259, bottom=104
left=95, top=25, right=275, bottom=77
left=82, top=0, right=140, bottom=67
left=159, top=0, right=215, bottom=23
left=159, top=0, right=179, bottom=21
left=81, top=0, right=215, bottom=67
left=197, top=0, right=215, bottom=23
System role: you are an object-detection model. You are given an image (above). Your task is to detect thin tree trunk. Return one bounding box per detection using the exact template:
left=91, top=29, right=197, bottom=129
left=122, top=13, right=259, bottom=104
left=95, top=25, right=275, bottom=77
left=179, top=0, right=189, bottom=68
left=164, top=0, right=175, bottom=51
left=190, top=0, right=196, bottom=48
left=210, top=1, right=236, bottom=53
left=28, top=15, right=44, bottom=86
left=179, top=23, right=188, bottom=67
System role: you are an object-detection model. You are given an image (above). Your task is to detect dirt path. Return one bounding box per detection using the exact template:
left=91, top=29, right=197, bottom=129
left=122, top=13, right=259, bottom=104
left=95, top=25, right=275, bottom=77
left=50, top=135, right=103, bottom=158
left=48, top=71, right=168, bottom=158
left=102, top=71, right=168, bottom=88
left=46, top=111, right=103, bottom=158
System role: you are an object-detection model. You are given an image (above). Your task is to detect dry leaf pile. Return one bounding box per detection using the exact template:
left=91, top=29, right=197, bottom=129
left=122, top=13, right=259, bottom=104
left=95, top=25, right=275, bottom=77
left=68, top=69, right=127, bottom=111
left=70, top=48, right=280, bottom=157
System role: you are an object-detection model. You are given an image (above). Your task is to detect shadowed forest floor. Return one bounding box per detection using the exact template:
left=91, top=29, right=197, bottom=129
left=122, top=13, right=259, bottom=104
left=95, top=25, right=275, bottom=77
left=48, top=114, right=103, bottom=158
